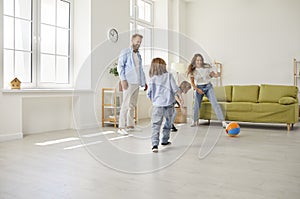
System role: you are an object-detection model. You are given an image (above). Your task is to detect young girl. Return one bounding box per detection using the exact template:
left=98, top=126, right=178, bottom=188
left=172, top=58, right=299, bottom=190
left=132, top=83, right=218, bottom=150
left=147, top=58, right=183, bottom=152
left=187, top=53, right=227, bottom=128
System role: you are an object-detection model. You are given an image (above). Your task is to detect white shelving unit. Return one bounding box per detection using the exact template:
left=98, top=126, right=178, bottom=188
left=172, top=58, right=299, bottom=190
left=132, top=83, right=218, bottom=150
left=293, top=58, right=300, bottom=116
left=102, top=88, right=120, bottom=128
left=210, top=61, right=223, bottom=87
left=294, top=58, right=300, bottom=87
left=101, top=88, right=137, bottom=128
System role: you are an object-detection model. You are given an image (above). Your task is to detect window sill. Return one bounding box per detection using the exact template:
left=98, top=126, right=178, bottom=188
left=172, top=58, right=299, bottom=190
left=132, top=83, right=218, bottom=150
left=2, top=89, right=93, bottom=94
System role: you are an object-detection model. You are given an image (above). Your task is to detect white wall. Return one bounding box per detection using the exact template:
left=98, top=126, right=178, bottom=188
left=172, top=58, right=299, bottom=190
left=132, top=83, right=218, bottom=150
left=22, top=97, right=72, bottom=135
left=185, top=0, right=300, bottom=85
left=0, top=0, right=92, bottom=141
left=73, top=0, right=130, bottom=129
left=74, top=0, right=91, bottom=90
left=0, top=0, right=23, bottom=141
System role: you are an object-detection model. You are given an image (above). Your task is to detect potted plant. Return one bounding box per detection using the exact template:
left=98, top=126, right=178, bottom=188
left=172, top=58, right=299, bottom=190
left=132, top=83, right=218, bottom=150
left=109, top=62, right=122, bottom=91
left=109, top=62, right=119, bottom=77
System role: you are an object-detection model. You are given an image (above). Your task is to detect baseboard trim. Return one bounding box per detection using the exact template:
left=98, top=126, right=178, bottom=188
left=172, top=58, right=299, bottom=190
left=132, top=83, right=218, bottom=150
left=0, top=132, right=23, bottom=142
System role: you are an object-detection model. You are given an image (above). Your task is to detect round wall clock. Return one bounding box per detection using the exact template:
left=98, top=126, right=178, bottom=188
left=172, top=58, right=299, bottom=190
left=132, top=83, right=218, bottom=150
left=108, top=28, right=119, bottom=43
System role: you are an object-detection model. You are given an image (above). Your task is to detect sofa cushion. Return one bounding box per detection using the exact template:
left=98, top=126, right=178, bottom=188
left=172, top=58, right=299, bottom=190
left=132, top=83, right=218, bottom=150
left=258, top=84, right=298, bottom=103
left=202, top=85, right=232, bottom=102
left=232, top=85, right=259, bottom=103
left=225, top=102, right=253, bottom=112
left=279, top=97, right=297, bottom=105
left=213, top=86, right=232, bottom=102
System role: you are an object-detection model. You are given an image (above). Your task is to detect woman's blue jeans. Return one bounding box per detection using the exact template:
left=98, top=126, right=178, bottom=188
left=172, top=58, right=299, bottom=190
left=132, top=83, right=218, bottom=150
left=193, top=83, right=224, bottom=122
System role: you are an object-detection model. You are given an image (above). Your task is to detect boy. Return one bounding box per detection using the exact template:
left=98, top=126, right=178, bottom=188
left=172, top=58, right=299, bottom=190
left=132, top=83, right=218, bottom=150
left=171, top=81, right=192, bottom=132
left=147, top=58, right=183, bottom=152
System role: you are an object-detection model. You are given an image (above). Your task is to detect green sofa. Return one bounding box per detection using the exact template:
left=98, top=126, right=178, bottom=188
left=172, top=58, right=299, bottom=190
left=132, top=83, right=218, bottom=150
left=200, top=84, right=298, bottom=131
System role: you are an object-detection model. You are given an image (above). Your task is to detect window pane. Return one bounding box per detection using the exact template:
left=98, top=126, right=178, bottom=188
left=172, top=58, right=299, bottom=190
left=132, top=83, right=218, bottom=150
left=15, top=19, right=32, bottom=51
left=136, top=25, right=145, bottom=35
left=130, top=0, right=133, bottom=17
left=3, top=0, right=14, bottom=16
left=144, top=2, right=151, bottom=22
left=56, top=28, right=69, bottom=56
left=15, top=0, right=32, bottom=20
left=56, top=56, right=69, bottom=83
left=41, top=54, right=55, bottom=82
left=137, top=0, right=145, bottom=21
left=41, top=24, right=55, bottom=54
left=57, top=0, right=70, bottom=28
left=15, top=51, right=32, bottom=83
left=41, top=0, right=56, bottom=25
left=3, top=50, right=14, bottom=86
left=3, top=16, right=14, bottom=49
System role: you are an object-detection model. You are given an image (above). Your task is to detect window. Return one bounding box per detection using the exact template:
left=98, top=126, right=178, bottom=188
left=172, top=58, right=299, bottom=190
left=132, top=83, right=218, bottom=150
left=130, top=0, right=153, bottom=81
left=3, top=0, right=72, bottom=89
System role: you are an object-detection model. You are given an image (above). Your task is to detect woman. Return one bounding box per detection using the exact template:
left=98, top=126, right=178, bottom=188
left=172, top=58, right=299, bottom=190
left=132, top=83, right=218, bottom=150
left=187, top=54, right=227, bottom=127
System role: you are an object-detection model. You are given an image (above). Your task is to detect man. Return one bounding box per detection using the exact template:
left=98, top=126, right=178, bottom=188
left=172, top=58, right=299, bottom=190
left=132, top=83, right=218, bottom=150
left=117, top=34, right=147, bottom=135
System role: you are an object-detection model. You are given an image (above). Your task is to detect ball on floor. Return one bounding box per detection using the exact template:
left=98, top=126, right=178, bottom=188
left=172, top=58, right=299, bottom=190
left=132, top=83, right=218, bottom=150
left=226, top=122, right=240, bottom=137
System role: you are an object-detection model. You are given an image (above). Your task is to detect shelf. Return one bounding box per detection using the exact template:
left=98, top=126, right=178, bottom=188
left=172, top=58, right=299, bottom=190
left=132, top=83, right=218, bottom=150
left=103, top=90, right=116, bottom=93
left=103, top=105, right=120, bottom=108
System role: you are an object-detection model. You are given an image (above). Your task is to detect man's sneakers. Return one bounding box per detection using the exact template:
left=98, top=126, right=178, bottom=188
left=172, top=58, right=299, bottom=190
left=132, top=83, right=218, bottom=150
left=126, top=126, right=142, bottom=132
left=117, top=129, right=129, bottom=135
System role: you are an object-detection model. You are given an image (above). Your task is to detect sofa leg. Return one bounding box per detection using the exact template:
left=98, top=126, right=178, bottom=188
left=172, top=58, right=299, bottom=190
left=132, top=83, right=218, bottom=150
left=207, top=120, right=211, bottom=125
left=287, top=123, right=291, bottom=131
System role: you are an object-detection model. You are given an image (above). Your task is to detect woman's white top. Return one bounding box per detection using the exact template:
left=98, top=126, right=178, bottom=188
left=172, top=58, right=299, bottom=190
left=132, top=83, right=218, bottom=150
left=192, top=66, right=216, bottom=85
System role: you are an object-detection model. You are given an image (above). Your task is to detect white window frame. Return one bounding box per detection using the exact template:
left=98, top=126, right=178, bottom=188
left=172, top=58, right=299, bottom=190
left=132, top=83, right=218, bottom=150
left=130, top=0, right=154, bottom=83
left=2, top=0, right=73, bottom=89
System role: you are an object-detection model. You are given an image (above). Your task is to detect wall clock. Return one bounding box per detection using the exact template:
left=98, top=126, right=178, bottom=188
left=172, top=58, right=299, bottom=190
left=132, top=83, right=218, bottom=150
left=108, top=28, right=119, bottom=43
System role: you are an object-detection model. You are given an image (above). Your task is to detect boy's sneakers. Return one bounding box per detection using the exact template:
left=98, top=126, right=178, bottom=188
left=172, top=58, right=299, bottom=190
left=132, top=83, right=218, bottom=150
left=171, top=124, right=178, bottom=132
left=117, top=129, right=129, bottom=135
left=222, top=121, right=228, bottom=128
left=152, top=142, right=171, bottom=152
left=161, top=141, right=172, bottom=146
left=190, top=121, right=198, bottom=127
left=152, top=146, right=158, bottom=153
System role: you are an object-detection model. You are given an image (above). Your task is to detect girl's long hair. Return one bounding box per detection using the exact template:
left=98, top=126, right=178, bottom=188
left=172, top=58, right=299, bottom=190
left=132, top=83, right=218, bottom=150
left=149, top=58, right=167, bottom=77
left=187, top=53, right=204, bottom=76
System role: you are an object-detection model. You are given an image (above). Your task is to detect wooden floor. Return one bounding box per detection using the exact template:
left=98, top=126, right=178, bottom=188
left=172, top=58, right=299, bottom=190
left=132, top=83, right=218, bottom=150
left=1, top=121, right=300, bottom=199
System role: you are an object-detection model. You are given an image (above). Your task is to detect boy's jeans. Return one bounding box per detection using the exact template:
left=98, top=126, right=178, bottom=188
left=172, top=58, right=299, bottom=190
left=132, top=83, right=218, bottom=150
left=193, top=83, right=224, bottom=122
left=151, top=106, right=174, bottom=146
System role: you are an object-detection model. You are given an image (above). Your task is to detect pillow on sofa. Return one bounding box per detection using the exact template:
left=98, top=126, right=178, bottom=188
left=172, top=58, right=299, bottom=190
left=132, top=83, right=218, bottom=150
left=232, top=85, right=259, bottom=103
left=258, top=84, right=298, bottom=103
left=213, top=86, right=232, bottom=102
left=279, top=97, right=297, bottom=105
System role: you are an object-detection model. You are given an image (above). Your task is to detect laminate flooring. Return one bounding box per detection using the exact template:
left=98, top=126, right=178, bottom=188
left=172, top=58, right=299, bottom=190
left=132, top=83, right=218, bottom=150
left=1, top=121, right=300, bottom=199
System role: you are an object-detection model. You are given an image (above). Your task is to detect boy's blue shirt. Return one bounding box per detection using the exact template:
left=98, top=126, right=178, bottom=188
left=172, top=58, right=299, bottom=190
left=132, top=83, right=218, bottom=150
left=147, top=73, right=179, bottom=107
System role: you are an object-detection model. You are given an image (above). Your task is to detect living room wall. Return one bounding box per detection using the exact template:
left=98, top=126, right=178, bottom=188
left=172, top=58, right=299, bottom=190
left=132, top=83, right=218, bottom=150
left=185, top=0, right=300, bottom=85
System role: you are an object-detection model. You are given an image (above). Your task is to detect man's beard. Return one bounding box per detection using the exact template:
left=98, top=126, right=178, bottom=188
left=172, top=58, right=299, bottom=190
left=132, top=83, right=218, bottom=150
left=133, top=44, right=140, bottom=51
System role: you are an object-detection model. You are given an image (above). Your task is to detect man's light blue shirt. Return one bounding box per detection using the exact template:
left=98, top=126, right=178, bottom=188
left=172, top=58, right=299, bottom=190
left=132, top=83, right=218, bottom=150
left=117, top=47, right=146, bottom=86
left=147, top=73, right=179, bottom=107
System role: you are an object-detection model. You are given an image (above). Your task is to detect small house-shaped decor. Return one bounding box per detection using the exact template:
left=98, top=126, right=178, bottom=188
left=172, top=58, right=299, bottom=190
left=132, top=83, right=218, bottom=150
left=10, top=78, right=21, bottom=89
